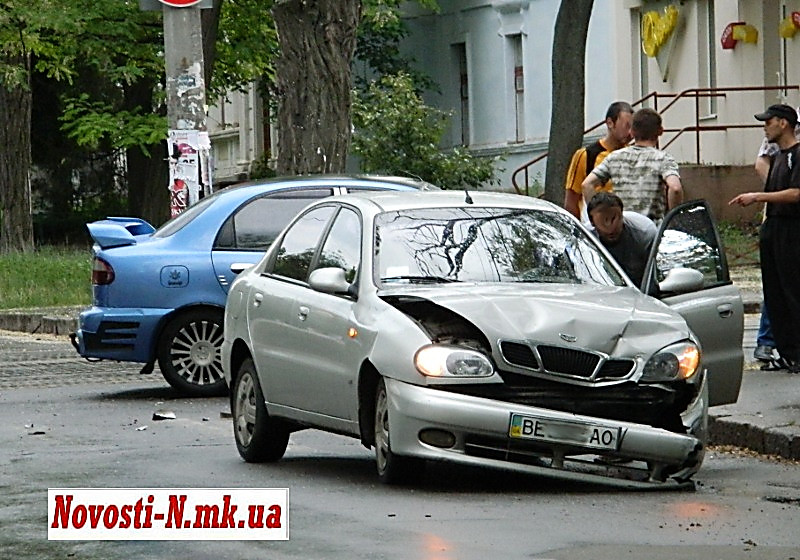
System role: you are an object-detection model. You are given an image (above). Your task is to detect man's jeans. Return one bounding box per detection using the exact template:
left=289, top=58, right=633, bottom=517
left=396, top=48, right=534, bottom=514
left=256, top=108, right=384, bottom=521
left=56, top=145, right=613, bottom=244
left=757, top=301, right=775, bottom=348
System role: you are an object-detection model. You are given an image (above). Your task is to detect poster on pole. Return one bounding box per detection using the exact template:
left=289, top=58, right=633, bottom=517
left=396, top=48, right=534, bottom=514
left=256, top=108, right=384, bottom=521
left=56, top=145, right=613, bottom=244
left=168, top=130, right=201, bottom=217
left=198, top=131, right=213, bottom=198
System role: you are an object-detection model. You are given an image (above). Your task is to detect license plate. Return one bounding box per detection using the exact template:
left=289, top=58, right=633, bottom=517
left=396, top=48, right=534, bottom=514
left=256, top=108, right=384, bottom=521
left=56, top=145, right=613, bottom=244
left=509, top=413, right=621, bottom=451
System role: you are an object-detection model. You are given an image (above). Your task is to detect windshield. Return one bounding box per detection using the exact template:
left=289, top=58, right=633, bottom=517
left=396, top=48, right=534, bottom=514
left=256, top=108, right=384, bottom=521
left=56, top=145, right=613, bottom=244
left=374, top=207, right=625, bottom=287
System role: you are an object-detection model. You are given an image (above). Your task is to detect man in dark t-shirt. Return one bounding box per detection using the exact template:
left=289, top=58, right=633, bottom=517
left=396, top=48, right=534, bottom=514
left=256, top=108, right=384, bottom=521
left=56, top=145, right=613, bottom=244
left=730, top=104, right=800, bottom=372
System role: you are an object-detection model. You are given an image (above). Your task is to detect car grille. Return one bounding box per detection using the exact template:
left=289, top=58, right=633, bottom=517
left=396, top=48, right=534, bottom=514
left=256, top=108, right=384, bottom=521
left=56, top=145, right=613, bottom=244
left=499, top=340, right=634, bottom=381
left=431, top=373, right=693, bottom=432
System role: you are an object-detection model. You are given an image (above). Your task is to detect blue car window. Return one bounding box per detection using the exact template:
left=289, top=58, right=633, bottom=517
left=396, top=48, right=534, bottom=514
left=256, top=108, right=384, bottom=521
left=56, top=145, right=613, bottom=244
left=313, top=207, right=362, bottom=283
left=272, top=206, right=337, bottom=281
left=215, top=189, right=334, bottom=251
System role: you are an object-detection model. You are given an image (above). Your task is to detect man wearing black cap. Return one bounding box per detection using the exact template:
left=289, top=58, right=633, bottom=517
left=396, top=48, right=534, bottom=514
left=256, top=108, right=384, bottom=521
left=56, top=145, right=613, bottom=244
left=730, top=104, right=800, bottom=372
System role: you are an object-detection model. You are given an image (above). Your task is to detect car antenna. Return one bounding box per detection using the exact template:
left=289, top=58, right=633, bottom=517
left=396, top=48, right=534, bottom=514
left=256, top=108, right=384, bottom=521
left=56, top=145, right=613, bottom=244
left=464, top=188, right=473, bottom=204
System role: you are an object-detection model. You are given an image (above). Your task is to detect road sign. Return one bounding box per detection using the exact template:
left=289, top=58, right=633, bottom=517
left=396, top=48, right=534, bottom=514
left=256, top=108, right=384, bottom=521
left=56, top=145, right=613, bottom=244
left=139, top=0, right=212, bottom=9
left=159, top=0, right=203, bottom=6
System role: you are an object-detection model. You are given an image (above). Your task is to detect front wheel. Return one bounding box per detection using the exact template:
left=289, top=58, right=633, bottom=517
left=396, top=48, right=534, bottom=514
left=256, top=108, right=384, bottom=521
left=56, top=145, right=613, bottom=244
left=232, top=358, right=289, bottom=463
left=374, top=378, right=424, bottom=484
left=157, top=309, right=227, bottom=397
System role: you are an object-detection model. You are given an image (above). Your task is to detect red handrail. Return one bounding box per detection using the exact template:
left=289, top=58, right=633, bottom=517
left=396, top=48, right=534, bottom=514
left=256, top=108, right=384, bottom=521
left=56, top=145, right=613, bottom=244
left=510, top=85, right=799, bottom=195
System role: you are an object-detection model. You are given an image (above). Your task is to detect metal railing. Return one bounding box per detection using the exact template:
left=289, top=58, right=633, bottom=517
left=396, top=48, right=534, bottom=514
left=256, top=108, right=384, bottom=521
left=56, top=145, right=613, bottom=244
left=511, top=85, right=799, bottom=196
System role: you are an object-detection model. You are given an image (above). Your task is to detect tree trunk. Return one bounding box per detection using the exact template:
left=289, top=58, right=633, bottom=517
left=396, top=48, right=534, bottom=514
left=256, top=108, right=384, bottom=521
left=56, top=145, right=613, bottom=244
left=544, top=0, right=594, bottom=204
left=127, top=143, right=169, bottom=227
left=125, top=78, right=170, bottom=227
left=272, top=0, right=362, bottom=174
left=0, top=55, right=35, bottom=253
left=201, top=0, right=223, bottom=87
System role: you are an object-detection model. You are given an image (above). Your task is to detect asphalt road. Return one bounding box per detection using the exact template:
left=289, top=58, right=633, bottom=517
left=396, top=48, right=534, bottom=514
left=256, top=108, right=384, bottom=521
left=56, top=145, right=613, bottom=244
left=2, top=330, right=800, bottom=560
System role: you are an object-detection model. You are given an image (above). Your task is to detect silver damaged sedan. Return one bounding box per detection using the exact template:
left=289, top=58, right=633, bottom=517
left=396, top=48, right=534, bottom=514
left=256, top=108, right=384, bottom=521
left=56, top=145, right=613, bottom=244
left=222, top=191, right=743, bottom=487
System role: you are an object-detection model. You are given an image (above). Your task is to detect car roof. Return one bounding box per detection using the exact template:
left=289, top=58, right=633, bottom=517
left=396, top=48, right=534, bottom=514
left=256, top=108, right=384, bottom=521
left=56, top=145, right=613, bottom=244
left=222, top=174, right=440, bottom=195
left=323, top=190, right=559, bottom=213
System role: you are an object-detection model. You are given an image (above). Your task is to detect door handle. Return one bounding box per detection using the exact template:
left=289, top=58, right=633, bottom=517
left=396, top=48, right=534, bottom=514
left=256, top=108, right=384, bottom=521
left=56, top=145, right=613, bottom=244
left=717, top=304, right=733, bottom=318
left=298, top=306, right=310, bottom=321
left=253, top=293, right=263, bottom=307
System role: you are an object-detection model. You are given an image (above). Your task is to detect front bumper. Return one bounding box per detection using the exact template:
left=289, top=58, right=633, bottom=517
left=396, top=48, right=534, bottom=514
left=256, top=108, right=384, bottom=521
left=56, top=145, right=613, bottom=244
left=384, top=376, right=706, bottom=487
left=72, top=306, right=172, bottom=364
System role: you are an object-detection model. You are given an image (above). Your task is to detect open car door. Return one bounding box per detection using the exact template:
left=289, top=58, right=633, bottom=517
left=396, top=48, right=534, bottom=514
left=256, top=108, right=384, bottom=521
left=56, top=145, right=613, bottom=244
left=641, top=200, right=744, bottom=406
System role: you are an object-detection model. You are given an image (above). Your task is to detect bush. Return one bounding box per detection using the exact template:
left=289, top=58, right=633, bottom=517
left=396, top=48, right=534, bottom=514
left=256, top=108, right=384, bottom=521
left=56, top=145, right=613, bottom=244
left=352, top=72, right=502, bottom=190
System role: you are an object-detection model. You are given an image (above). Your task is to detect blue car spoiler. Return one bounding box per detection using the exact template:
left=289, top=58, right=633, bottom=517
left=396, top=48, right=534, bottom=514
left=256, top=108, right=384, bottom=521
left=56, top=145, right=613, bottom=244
left=86, top=217, right=156, bottom=249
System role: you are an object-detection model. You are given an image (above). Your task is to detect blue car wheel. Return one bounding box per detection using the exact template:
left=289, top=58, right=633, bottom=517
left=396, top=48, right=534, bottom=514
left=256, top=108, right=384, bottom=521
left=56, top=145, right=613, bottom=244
left=157, top=308, right=227, bottom=397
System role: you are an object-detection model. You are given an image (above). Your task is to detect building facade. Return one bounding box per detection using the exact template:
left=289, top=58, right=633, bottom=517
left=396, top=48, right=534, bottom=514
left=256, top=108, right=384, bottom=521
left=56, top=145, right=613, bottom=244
left=207, top=1, right=800, bottom=196
left=399, top=0, right=619, bottom=193
left=612, top=0, right=800, bottom=167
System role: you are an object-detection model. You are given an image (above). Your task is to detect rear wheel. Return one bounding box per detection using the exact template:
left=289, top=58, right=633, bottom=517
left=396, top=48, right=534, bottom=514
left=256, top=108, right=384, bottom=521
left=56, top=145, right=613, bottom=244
left=374, top=377, right=424, bottom=484
left=157, top=309, right=227, bottom=397
left=232, top=358, right=289, bottom=462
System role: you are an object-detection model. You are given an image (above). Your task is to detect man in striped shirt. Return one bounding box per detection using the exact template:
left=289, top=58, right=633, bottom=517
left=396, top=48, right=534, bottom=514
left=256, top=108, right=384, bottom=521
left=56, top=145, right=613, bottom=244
left=581, top=108, right=684, bottom=222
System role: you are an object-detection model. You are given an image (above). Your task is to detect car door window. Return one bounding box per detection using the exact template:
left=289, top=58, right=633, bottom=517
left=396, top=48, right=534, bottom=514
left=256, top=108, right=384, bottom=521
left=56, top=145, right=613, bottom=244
left=313, top=208, right=362, bottom=283
left=215, top=189, right=334, bottom=250
left=271, top=206, right=336, bottom=281
left=644, top=201, right=729, bottom=294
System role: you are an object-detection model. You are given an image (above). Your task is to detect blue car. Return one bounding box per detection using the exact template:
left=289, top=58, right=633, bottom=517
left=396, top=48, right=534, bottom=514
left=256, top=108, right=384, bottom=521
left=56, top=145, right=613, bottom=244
left=71, top=175, right=438, bottom=396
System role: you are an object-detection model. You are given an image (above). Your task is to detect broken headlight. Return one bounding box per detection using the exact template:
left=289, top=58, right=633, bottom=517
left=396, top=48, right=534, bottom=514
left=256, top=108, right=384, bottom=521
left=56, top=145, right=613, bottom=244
left=641, top=341, right=700, bottom=382
left=415, top=345, right=493, bottom=378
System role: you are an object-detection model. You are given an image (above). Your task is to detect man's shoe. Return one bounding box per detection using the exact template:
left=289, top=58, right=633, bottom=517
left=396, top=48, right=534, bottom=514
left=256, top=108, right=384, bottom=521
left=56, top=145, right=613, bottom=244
left=754, top=345, right=775, bottom=362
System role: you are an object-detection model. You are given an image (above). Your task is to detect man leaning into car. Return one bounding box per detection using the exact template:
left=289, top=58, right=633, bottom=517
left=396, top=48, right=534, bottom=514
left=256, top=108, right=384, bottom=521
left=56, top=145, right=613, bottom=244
left=587, top=192, right=656, bottom=287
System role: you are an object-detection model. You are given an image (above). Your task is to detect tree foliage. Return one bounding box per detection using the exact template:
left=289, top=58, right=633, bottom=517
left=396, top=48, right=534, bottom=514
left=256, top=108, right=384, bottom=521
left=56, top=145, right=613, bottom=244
left=352, top=73, right=500, bottom=190
left=4, top=0, right=491, bottom=249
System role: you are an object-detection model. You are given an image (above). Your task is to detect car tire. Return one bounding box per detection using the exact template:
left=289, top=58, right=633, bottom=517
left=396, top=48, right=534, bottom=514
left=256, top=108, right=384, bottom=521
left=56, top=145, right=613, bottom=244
left=157, top=309, right=227, bottom=397
left=374, top=377, right=424, bottom=484
left=232, top=358, right=290, bottom=463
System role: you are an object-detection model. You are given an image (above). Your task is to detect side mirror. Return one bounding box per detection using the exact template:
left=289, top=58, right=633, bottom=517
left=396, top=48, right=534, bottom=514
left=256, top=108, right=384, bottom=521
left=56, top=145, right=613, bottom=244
left=308, top=267, right=351, bottom=294
left=230, top=262, right=255, bottom=275
left=658, top=267, right=704, bottom=294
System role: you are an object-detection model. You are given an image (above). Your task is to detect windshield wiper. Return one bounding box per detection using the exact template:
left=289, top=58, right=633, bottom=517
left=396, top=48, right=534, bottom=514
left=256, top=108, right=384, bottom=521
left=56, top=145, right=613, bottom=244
left=381, top=275, right=459, bottom=284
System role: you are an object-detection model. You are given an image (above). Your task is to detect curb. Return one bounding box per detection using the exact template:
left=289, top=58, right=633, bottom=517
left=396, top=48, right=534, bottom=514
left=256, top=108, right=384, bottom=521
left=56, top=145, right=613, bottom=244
left=0, top=308, right=80, bottom=337
left=709, top=415, right=800, bottom=460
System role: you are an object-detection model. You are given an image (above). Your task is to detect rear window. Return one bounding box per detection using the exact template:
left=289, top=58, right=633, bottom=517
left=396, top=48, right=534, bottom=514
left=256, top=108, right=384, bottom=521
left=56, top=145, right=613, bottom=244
left=214, top=189, right=334, bottom=251
left=152, top=193, right=217, bottom=238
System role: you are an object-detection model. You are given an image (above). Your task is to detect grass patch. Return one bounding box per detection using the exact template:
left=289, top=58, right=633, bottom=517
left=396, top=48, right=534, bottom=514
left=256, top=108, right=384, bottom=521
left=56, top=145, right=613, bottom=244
left=0, top=247, right=91, bottom=309
left=718, top=221, right=760, bottom=267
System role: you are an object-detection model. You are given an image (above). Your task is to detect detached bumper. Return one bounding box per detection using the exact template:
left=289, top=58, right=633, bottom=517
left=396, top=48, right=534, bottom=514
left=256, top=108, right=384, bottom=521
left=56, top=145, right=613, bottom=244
left=385, top=377, right=706, bottom=487
left=73, top=306, right=171, bottom=364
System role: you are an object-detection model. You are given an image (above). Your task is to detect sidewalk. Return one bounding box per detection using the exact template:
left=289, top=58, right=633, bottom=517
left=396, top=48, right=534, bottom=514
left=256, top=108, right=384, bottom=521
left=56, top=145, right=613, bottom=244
left=0, top=269, right=798, bottom=460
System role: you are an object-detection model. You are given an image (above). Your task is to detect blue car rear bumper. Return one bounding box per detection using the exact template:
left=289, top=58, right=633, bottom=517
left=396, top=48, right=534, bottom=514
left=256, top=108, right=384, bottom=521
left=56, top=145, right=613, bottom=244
left=73, top=306, right=171, bottom=364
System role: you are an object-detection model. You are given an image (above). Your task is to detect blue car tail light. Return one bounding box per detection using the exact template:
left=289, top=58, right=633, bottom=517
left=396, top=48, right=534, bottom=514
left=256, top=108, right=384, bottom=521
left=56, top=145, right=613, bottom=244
left=91, top=257, right=115, bottom=285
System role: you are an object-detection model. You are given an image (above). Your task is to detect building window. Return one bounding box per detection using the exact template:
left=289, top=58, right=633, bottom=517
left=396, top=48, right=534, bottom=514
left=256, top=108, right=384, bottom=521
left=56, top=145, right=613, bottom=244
left=453, top=42, right=469, bottom=146
left=509, top=34, right=525, bottom=143
left=697, top=0, right=717, bottom=117
left=780, top=2, right=791, bottom=99
left=635, top=9, right=650, bottom=103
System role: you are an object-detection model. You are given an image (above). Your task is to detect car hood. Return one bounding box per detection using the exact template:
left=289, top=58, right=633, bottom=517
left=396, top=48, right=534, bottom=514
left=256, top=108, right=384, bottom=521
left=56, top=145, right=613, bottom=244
left=379, top=283, right=691, bottom=356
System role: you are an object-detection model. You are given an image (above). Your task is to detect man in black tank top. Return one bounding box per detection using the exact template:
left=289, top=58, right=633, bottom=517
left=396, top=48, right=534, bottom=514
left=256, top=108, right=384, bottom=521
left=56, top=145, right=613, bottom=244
left=730, top=104, right=800, bottom=372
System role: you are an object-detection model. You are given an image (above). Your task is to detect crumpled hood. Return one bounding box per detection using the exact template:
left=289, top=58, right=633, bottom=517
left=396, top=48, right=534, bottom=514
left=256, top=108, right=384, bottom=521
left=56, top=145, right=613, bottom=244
left=380, top=283, right=692, bottom=357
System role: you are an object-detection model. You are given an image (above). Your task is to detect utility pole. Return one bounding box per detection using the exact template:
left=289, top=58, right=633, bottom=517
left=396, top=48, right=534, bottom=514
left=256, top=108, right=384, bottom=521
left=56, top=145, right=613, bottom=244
left=140, top=0, right=213, bottom=217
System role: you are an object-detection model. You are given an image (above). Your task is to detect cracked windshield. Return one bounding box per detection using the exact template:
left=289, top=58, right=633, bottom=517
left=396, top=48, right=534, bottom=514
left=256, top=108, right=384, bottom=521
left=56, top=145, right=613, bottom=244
left=375, top=207, right=625, bottom=286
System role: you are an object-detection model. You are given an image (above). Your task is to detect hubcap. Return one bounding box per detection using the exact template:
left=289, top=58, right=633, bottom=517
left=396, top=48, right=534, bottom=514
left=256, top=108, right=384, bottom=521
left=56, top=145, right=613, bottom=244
left=170, top=319, right=224, bottom=385
left=234, top=373, right=257, bottom=447
left=375, top=387, right=390, bottom=473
